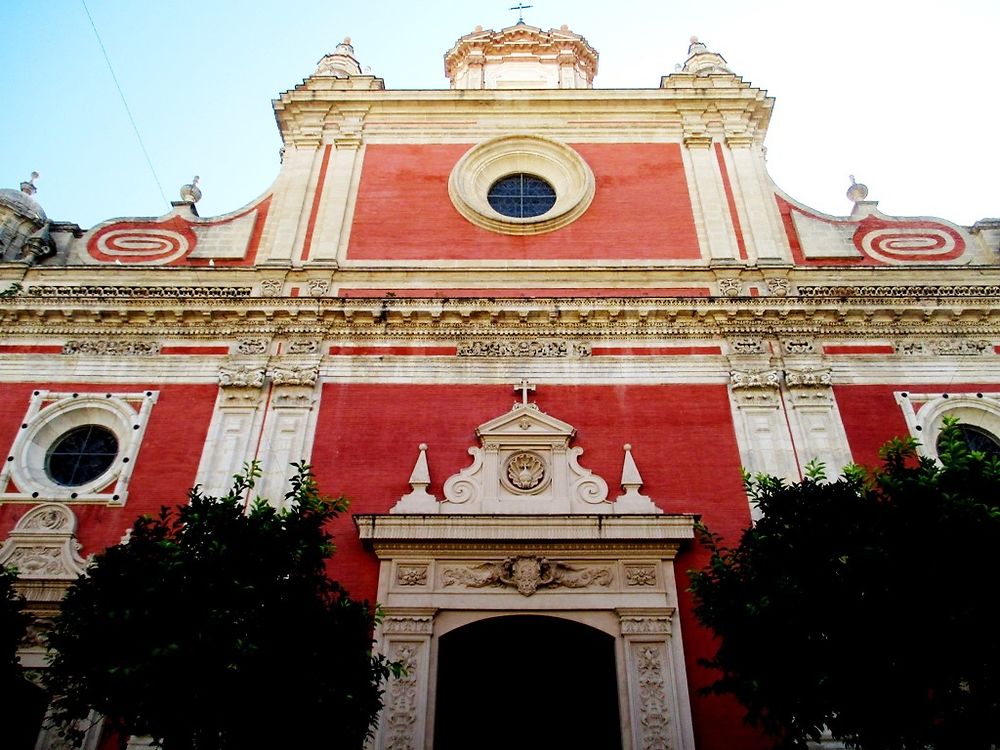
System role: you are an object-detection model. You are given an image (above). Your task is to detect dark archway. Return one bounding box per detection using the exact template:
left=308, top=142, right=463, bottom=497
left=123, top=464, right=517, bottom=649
left=434, top=615, right=622, bottom=750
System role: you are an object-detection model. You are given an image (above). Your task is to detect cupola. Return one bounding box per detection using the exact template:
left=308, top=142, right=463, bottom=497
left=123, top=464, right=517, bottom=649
left=444, top=23, right=598, bottom=89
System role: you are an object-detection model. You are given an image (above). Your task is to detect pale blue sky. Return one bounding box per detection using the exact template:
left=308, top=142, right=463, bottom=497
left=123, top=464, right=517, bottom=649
left=2, top=0, right=997, bottom=229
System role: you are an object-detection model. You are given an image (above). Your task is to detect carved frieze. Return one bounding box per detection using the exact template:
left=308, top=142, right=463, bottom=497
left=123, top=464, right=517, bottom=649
left=797, top=284, right=1000, bottom=298
left=456, top=339, right=591, bottom=357
left=620, top=616, right=672, bottom=635
left=895, top=339, right=990, bottom=356
left=383, top=615, right=434, bottom=635
left=63, top=340, right=160, bottom=356
left=28, top=285, right=252, bottom=299
left=441, top=556, right=613, bottom=596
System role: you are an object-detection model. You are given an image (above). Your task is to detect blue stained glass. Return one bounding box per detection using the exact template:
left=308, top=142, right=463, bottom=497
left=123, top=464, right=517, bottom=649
left=487, top=174, right=556, bottom=218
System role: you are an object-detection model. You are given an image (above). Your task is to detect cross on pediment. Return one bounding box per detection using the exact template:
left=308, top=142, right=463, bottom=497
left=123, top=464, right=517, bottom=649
left=514, top=379, right=536, bottom=405
left=509, top=2, right=532, bottom=24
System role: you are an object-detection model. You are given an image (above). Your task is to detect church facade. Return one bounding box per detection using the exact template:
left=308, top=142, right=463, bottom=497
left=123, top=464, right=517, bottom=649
left=1, top=23, right=998, bottom=750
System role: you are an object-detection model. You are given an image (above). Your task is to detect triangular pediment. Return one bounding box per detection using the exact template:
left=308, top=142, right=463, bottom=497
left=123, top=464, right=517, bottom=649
left=476, top=403, right=575, bottom=443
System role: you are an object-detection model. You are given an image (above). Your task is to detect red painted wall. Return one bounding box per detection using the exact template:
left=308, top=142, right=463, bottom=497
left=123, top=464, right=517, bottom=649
left=347, top=143, right=701, bottom=261
left=310, top=382, right=766, bottom=749
left=0, top=383, right=217, bottom=554
left=835, top=383, right=997, bottom=466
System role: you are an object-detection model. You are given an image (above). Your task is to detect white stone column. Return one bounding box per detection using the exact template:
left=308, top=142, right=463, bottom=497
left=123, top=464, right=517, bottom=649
left=782, top=366, right=853, bottom=478
left=310, top=107, right=369, bottom=263
left=618, top=608, right=694, bottom=750
left=256, top=362, right=321, bottom=505
left=194, top=364, right=267, bottom=497
left=728, top=368, right=799, bottom=517
left=374, top=609, right=436, bottom=750
left=682, top=122, right=740, bottom=263
left=724, top=137, right=790, bottom=263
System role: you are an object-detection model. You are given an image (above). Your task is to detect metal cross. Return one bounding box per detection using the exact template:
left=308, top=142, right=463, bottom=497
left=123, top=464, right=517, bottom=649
left=509, top=3, right=532, bottom=24
left=514, top=379, right=536, bottom=405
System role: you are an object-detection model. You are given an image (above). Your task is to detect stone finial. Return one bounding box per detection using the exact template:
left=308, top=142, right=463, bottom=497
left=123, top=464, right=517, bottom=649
left=846, top=175, right=869, bottom=203
left=391, top=443, right=439, bottom=513
left=614, top=444, right=660, bottom=513
left=680, top=35, right=733, bottom=76
left=180, top=175, right=202, bottom=203
left=20, top=171, right=39, bottom=197
left=314, top=36, right=364, bottom=78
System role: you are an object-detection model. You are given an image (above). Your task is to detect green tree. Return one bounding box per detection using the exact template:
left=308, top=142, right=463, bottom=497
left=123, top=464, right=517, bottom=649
left=44, top=464, right=399, bottom=750
left=689, top=421, right=1000, bottom=749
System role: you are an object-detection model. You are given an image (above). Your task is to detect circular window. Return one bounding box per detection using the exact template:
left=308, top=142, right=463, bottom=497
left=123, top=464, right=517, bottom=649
left=487, top=174, right=556, bottom=218
left=938, top=424, right=1000, bottom=458
left=45, top=425, right=119, bottom=487
left=448, top=135, right=595, bottom=235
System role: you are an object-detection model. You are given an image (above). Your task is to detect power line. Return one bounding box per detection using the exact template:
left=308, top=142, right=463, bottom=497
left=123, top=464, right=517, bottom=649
left=80, top=0, right=169, bottom=207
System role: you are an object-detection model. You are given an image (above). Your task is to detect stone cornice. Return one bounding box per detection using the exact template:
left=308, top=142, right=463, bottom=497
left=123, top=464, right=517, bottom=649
left=2, top=294, right=1000, bottom=340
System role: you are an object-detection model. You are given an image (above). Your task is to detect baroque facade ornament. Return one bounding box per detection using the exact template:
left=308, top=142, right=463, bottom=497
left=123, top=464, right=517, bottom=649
left=258, top=279, right=282, bottom=297
left=729, top=368, right=780, bottom=390
left=718, top=278, right=742, bottom=297
left=396, top=565, right=428, bottom=587
left=765, top=277, right=790, bottom=297
left=269, top=365, right=319, bottom=387
left=441, top=555, right=613, bottom=596
left=456, top=339, right=591, bottom=357
left=307, top=279, right=330, bottom=297
left=236, top=338, right=269, bottom=355
left=28, top=285, right=252, bottom=299
left=784, top=367, right=833, bottom=388
left=782, top=339, right=816, bottom=354
left=286, top=339, right=320, bottom=354
left=384, top=642, right=421, bottom=750
left=218, top=365, right=266, bottom=389
left=633, top=643, right=672, bottom=748
left=0, top=503, right=88, bottom=580
left=502, top=451, right=548, bottom=493
left=625, top=566, right=657, bottom=586
left=63, top=339, right=160, bottom=356
left=728, top=337, right=766, bottom=354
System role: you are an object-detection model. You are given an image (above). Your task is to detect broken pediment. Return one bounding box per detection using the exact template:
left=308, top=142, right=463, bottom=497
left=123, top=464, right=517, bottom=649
left=391, top=399, right=660, bottom=515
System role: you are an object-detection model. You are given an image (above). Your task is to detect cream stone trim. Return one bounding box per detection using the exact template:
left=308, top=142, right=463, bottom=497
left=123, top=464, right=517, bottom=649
left=0, top=390, right=157, bottom=505
left=895, top=391, right=1000, bottom=459
left=448, top=135, right=595, bottom=235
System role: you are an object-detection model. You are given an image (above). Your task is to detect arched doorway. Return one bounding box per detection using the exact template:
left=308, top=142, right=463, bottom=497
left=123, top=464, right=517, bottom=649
left=433, top=615, right=622, bottom=750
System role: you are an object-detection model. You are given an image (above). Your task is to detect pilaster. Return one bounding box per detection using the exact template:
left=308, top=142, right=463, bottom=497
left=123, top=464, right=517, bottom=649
left=682, top=114, right=741, bottom=263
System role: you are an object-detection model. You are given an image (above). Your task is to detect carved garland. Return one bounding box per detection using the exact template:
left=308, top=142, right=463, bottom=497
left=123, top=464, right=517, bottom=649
left=442, top=556, right=613, bottom=596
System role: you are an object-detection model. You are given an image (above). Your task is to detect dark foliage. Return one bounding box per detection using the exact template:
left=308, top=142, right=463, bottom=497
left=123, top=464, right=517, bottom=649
left=44, top=463, right=398, bottom=750
left=690, top=420, right=1000, bottom=749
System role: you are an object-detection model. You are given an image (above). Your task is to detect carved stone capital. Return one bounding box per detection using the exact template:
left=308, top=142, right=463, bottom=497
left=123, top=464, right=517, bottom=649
left=269, top=364, right=319, bottom=387
left=784, top=366, right=832, bottom=388
left=729, top=368, right=780, bottom=390
left=718, top=278, right=742, bottom=297
left=766, top=277, right=791, bottom=297
left=258, top=279, right=283, bottom=297
left=218, top=365, right=266, bottom=390
left=383, top=615, right=434, bottom=635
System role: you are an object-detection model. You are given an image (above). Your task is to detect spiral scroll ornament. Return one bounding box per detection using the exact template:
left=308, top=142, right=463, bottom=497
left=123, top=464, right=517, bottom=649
left=852, top=218, right=965, bottom=264
left=88, top=220, right=196, bottom=265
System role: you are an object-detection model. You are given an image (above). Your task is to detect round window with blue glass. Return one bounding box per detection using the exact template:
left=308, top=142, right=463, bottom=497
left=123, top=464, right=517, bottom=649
left=487, top=174, right=557, bottom=218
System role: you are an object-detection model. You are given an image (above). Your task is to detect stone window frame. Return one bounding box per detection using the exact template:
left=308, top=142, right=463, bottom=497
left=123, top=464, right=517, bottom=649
left=0, top=390, right=157, bottom=505
left=894, top=391, right=1000, bottom=461
left=448, top=134, right=595, bottom=235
